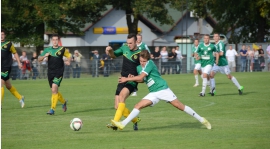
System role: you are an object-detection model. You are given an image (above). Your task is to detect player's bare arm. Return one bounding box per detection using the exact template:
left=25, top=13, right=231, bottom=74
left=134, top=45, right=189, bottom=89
left=106, top=46, right=116, bottom=58
left=14, top=53, right=22, bottom=69
left=119, top=73, right=147, bottom=83
left=215, top=52, right=219, bottom=65
left=38, top=53, right=50, bottom=62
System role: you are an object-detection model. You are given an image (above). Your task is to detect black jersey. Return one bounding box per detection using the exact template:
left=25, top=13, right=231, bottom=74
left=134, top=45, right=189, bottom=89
left=1, top=41, right=17, bottom=68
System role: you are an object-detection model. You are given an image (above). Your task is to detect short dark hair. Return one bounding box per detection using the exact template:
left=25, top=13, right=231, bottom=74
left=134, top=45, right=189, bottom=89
left=194, top=38, right=199, bottom=41
left=51, top=34, right=59, bottom=39
left=127, top=33, right=137, bottom=41
left=204, top=34, right=210, bottom=37
left=140, top=50, right=150, bottom=60
left=1, top=29, right=6, bottom=34
left=213, top=33, right=220, bottom=36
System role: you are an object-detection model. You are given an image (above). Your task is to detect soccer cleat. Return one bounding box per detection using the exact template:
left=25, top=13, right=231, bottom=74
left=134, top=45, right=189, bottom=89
left=133, top=117, right=141, bottom=131
left=19, top=96, right=25, bottom=108
left=131, top=92, right=137, bottom=96
left=46, top=109, right=55, bottom=115
left=62, top=100, right=67, bottom=112
left=111, top=120, right=125, bottom=130
left=106, top=123, right=118, bottom=131
left=238, top=86, right=244, bottom=95
left=210, top=87, right=216, bottom=96
left=199, top=93, right=205, bottom=97
left=201, top=117, right=211, bottom=129
left=193, top=84, right=199, bottom=87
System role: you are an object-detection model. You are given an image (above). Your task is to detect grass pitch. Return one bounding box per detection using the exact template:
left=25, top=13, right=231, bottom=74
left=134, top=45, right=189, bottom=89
left=1, top=72, right=270, bottom=149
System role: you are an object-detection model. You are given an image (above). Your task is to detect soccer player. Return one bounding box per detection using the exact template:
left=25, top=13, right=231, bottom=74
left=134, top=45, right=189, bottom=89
left=131, top=34, right=150, bottom=96
left=1, top=29, right=25, bottom=108
left=196, top=34, right=218, bottom=97
left=38, top=34, right=71, bottom=115
left=192, top=39, right=202, bottom=87
left=111, top=50, right=211, bottom=130
left=106, top=34, right=147, bottom=130
left=209, top=33, right=243, bottom=95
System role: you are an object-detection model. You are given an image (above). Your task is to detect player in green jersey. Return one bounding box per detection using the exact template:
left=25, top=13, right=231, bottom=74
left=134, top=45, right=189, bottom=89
left=131, top=34, right=150, bottom=96
left=192, top=39, right=202, bottom=87
left=111, top=50, right=211, bottom=130
left=1, top=29, right=25, bottom=108
left=39, top=35, right=71, bottom=115
left=196, top=34, right=218, bottom=97
left=209, top=33, right=244, bottom=95
left=106, top=34, right=147, bottom=130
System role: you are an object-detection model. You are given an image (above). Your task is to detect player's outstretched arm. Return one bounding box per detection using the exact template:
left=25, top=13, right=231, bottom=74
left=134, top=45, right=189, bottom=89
left=106, top=46, right=116, bottom=58
left=119, top=73, right=147, bottom=83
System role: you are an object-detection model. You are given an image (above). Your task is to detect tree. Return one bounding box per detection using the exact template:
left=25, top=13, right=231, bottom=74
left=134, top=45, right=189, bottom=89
left=188, top=0, right=270, bottom=43
left=1, top=0, right=107, bottom=51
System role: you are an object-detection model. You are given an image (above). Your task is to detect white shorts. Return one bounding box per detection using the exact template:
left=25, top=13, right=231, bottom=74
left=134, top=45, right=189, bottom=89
left=211, top=64, right=231, bottom=75
left=201, top=65, right=212, bottom=74
left=228, top=61, right=236, bottom=68
left=194, top=63, right=201, bottom=70
left=142, top=88, right=177, bottom=106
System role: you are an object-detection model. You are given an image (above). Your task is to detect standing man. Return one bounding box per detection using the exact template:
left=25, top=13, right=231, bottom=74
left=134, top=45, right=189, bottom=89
left=102, top=49, right=112, bottom=77
left=90, top=50, right=100, bottom=77
left=226, top=45, right=239, bottom=72
left=175, top=46, right=184, bottom=74
left=210, top=33, right=243, bottom=96
left=192, top=39, right=202, bottom=87
left=267, top=44, right=270, bottom=71
left=38, top=34, right=70, bottom=115
left=240, top=45, right=248, bottom=72
left=196, top=34, right=218, bottom=97
left=106, top=34, right=147, bottom=130
left=1, top=29, right=25, bottom=108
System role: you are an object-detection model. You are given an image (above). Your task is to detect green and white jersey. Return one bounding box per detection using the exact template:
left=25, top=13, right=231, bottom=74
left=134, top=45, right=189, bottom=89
left=197, top=43, right=217, bottom=67
left=137, top=42, right=150, bottom=53
left=137, top=60, right=168, bottom=92
left=192, top=45, right=201, bottom=64
left=215, top=40, right=228, bottom=66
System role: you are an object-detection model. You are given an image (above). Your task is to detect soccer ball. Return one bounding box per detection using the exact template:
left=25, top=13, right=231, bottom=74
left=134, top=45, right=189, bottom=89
left=70, top=118, right=83, bottom=131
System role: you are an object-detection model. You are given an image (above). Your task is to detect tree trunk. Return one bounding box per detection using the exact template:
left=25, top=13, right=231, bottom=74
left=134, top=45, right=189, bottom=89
left=257, top=15, right=266, bottom=42
left=36, top=23, right=45, bottom=54
left=126, top=6, right=138, bottom=34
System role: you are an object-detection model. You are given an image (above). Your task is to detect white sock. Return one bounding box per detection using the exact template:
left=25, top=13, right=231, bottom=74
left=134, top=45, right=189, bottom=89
left=231, top=76, right=241, bottom=89
left=195, top=75, right=199, bottom=84
left=122, top=108, right=140, bottom=126
left=210, top=78, right=216, bottom=91
left=184, top=105, right=203, bottom=123
left=200, top=74, right=203, bottom=79
left=202, top=78, right=207, bottom=94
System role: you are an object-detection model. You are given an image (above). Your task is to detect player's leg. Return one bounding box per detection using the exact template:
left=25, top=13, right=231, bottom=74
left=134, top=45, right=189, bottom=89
left=200, top=65, right=212, bottom=96
left=113, top=87, right=130, bottom=121
left=1, top=79, right=5, bottom=104
left=226, top=73, right=243, bottom=95
left=58, top=91, right=67, bottom=112
left=5, top=79, right=25, bottom=108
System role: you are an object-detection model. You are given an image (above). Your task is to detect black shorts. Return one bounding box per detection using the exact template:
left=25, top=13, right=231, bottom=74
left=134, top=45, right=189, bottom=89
left=47, top=72, right=63, bottom=88
left=1, top=67, right=11, bottom=81
left=115, top=82, right=138, bottom=95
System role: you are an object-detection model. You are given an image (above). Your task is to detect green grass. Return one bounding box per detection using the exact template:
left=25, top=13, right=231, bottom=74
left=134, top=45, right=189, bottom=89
left=1, top=72, right=270, bottom=149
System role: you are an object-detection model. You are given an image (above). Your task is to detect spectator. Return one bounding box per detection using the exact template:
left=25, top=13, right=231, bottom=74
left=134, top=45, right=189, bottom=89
left=38, top=50, right=48, bottom=79
left=258, top=45, right=265, bottom=71
left=20, top=51, right=31, bottom=79
left=175, top=46, right=184, bottom=74
left=63, top=49, right=72, bottom=78
left=253, top=49, right=260, bottom=71
left=168, top=48, right=177, bottom=74
left=102, top=49, right=112, bottom=77
left=239, top=45, right=248, bottom=72
left=226, top=45, right=239, bottom=72
left=31, top=52, right=39, bottom=80
left=151, top=46, right=161, bottom=68
left=11, top=54, right=19, bottom=80
left=72, top=50, right=83, bottom=78
left=247, top=46, right=254, bottom=72
left=90, top=50, right=100, bottom=77
left=160, top=46, right=169, bottom=75
left=266, top=45, right=270, bottom=71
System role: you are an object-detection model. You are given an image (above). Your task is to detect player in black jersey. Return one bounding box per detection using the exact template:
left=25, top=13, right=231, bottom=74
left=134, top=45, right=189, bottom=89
left=1, top=29, right=25, bottom=108
left=38, top=35, right=71, bottom=115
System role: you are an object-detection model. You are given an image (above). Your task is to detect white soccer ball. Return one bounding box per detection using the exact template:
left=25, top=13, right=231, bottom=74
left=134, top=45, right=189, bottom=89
left=70, top=118, right=83, bottom=131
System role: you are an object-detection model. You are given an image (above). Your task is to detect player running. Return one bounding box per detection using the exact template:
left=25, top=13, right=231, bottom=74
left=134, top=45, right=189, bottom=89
left=1, top=29, right=25, bottom=108
left=196, top=34, right=218, bottom=97
left=38, top=34, right=71, bottom=115
left=111, top=50, right=211, bottom=130
left=106, top=34, right=148, bottom=130
left=192, top=39, right=202, bottom=87
left=209, top=33, right=244, bottom=96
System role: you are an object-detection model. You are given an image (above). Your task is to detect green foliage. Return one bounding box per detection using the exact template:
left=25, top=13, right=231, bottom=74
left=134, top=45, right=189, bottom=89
left=1, top=0, right=107, bottom=47
left=188, top=0, right=270, bottom=43
left=1, top=72, right=270, bottom=149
